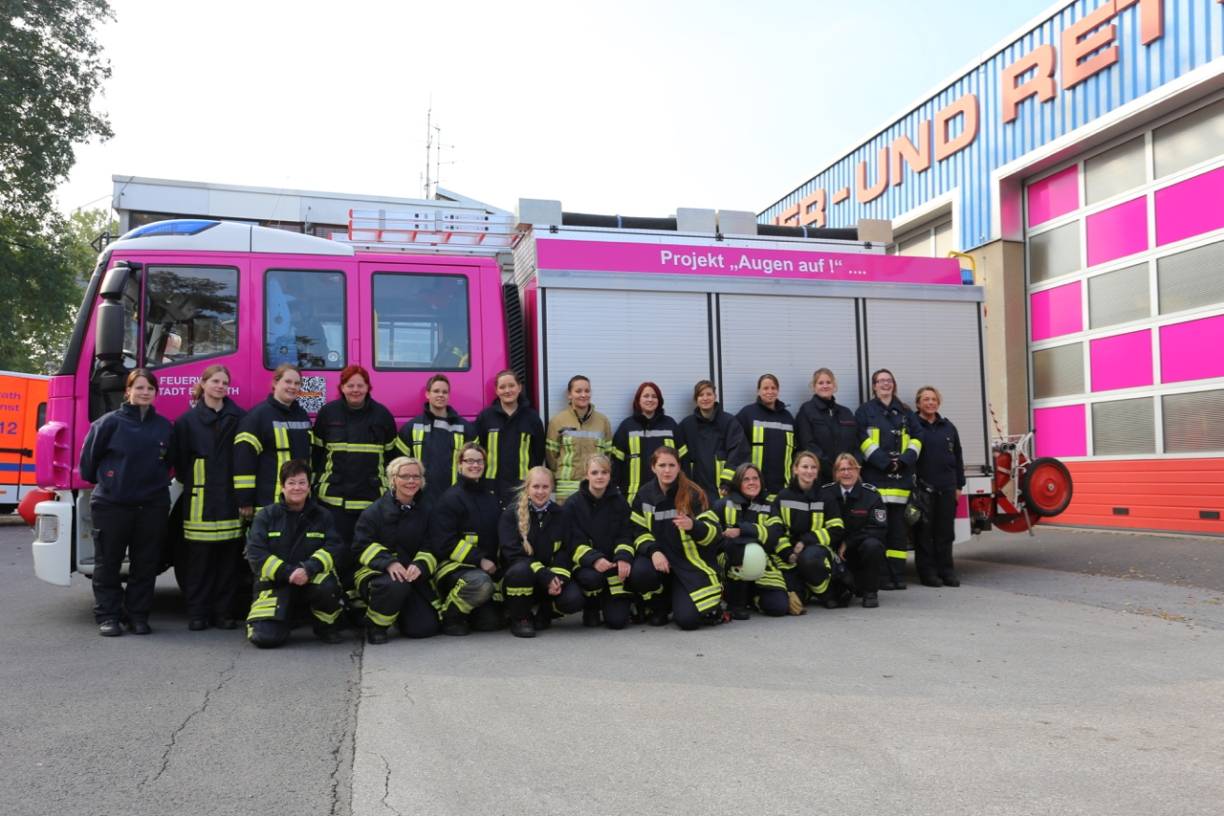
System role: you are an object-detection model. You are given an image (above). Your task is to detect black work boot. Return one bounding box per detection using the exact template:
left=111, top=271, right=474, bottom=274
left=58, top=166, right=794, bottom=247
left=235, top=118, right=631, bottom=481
left=510, top=617, right=536, bottom=638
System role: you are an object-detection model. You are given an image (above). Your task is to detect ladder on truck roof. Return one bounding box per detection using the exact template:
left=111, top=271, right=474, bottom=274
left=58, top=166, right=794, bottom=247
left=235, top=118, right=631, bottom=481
left=340, top=208, right=517, bottom=255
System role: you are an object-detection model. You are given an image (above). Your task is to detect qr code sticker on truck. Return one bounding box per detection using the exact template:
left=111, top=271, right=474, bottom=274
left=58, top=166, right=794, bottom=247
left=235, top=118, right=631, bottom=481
left=297, top=376, right=327, bottom=414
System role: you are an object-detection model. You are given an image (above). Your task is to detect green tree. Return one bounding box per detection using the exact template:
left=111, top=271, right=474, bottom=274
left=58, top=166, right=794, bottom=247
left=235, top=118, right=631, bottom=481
left=0, top=208, right=113, bottom=372
left=0, top=1, right=114, bottom=372
left=1, top=0, right=114, bottom=218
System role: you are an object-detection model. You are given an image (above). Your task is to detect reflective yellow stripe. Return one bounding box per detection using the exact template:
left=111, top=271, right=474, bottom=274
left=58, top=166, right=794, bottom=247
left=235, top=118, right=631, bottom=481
left=518, top=434, right=531, bottom=480
left=413, top=551, right=437, bottom=572
left=627, top=434, right=642, bottom=501
left=261, top=556, right=284, bottom=581
left=784, top=431, right=794, bottom=481
left=235, top=431, right=263, bottom=454
left=366, top=608, right=397, bottom=627
left=312, top=606, right=341, bottom=625
left=885, top=549, right=907, bottom=560
left=190, top=458, right=206, bottom=522
left=751, top=425, right=764, bottom=470
left=486, top=430, right=500, bottom=480
left=360, top=542, right=387, bottom=567
left=311, top=548, right=335, bottom=575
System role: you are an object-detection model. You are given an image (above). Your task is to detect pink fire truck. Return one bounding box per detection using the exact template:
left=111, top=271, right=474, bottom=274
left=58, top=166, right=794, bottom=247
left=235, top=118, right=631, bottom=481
left=30, top=202, right=1069, bottom=587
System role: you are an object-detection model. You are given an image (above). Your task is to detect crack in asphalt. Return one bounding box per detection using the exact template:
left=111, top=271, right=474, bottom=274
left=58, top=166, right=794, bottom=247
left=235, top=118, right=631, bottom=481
left=375, top=751, right=402, bottom=816
left=144, top=657, right=238, bottom=787
left=328, top=642, right=363, bottom=816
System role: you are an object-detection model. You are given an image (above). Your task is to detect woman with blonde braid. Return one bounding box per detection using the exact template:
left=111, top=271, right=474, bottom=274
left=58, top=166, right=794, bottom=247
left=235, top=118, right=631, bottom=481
left=498, top=467, right=583, bottom=637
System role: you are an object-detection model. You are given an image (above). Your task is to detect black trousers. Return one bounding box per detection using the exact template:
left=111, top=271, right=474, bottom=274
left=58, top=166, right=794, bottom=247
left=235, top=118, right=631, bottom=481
left=915, top=488, right=958, bottom=579
left=502, top=560, right=584, bottom=620
left=361, top=572, right=440, bottom=637
left=881, top=503, right=909, bottom=584
left=574, top=564, right=633, bottom=629
left=246, top=576, right=344, bottom=649
left=625, top=555, right=717, bottom=631
left=91, top=499, right=168, bottom=624
left=845, top=535, right=886, bottom=594
left=184, top=535, right=243, bottom=621
left=325, top=506, right=364, bottom=610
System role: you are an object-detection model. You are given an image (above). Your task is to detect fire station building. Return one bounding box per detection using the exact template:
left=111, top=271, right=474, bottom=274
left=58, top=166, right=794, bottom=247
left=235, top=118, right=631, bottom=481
left=761, top=0, right=1224, bottom=534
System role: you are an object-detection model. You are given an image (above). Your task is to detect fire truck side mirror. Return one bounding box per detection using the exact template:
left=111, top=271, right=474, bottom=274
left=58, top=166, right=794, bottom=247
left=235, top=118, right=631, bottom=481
left=99, top=261, right=135, bottom=300
left=94, top=300, right=125, bottom=364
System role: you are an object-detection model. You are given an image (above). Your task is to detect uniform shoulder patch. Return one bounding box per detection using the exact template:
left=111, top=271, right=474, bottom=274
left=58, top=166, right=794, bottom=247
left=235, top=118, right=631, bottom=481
left=872, top=508, right=888, bottom=524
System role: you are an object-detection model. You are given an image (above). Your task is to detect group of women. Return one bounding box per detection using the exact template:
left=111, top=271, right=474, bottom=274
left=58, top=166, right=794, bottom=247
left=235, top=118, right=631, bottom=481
left=79, top=363, right=965, bottom=644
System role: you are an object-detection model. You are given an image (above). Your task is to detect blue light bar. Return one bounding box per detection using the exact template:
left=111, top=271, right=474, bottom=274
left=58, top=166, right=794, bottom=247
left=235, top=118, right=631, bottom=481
left=123, top=219, right=220, bottom=239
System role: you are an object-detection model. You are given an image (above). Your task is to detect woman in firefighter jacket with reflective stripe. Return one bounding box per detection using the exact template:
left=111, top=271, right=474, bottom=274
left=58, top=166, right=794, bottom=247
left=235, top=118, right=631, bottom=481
left=429, top=442, right=503, bottom=635
left=796, top=367, right=860, bottom=481
left=736, top=373, right=796, bottom=499
left=566, top=454, right=637, bottom=630
left=475, top=369, right=545, bottom=508
left=546, top=374, right=614, bottom=501
left=913, top=386, right=965, bottom=588
left=613, top=381, right=687, bottom=504
left=855, top=368, right=922, bottom=590
left=712, top=463, right=789, bottom=619
left=627, top=446, right=723, bottom=631
left=80, top=368, right=175, bottom=637
left=234, top=364, right=312, bottom=517
left=313, top=366, right=398, bottom=622
left=350, top=456, right=439, bottom=645
left=397, top=373, right=474, bottom=493
left=174, top=365, right=246, bottom=631
left=244, top=459, right=345, bottom=648
left=823, top=453, right=888, bottom=608
left=771, top=451, right=848, bottom=609
left=499, top=467, right=583, bottom=638
left=680, top=379, right=749, bottom=501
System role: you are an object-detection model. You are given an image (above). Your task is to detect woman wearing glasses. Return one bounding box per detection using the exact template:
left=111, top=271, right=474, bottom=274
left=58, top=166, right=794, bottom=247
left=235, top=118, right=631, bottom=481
left=351, top=456, right=440, bottom=644
left=430, top=442, right=503, bottom=635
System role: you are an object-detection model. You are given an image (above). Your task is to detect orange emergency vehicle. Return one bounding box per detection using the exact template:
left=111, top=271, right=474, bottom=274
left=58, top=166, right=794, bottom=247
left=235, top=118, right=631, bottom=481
left=0, top=371, right=48, bottom=513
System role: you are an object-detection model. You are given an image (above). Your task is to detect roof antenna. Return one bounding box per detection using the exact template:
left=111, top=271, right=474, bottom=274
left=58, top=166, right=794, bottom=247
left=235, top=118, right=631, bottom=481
left=423, top=100, right=454, bottom=200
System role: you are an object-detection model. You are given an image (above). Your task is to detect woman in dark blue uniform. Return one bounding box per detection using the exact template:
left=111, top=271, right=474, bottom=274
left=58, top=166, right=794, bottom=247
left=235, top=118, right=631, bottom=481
left=612, top=381, right=686, bottom=503
left=711, top=463, right=788, bottom=619
left=397, top=374, right=474, bottom=492
left=499, top=467, right=583, bottom=638
left=771, top=450, right=847, bottom=610
left=475, top=369, right=545, bottom=508
left=626, top=446, right=722, bottom=630
left=680, top=379, right=748, bottom=501
left=566, top=454, right=637, bottom=629
left=913, top=386, right=965, bottom=588
left=234, top=363, right=312, bottom=518
left=736, top=374, right=796, bottom=500
left=79, top=368, right=176, bottom=637
left=824, top=453, right=888, bottom=608
left=174, top=364, right=246, bottom=630
left=796, top=367, right=859, bottom=480
left=855, top=368, right=922, bottom=590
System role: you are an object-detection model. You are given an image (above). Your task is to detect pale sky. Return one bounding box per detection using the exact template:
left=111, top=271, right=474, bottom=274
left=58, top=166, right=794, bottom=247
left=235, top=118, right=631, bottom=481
left=56, top=0, right=1056, bottom=219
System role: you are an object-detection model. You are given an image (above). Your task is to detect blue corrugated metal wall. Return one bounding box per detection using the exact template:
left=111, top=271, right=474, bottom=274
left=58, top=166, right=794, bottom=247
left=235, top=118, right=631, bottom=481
left=760, top=0, right=1224, bottom=248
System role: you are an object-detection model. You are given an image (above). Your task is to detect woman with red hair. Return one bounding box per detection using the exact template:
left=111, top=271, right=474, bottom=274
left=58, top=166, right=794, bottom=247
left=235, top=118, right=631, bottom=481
left=612, top=381, right=687, bottom=504
left=313, top=365, right=398, bottom=619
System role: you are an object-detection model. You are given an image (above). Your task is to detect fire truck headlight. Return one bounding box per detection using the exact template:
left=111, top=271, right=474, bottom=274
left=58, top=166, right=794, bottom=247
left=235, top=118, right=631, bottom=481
left=35, top=514, right=59, bottom=543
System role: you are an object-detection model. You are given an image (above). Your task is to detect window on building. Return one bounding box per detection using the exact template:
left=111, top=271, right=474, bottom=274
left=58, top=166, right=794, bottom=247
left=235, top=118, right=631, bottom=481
left=264, top=269, right=346, bottom=370
left=373, top=273, right=470, bottom=370
left=1157, top=240, right=1224, bottom=315
left=1163, top=390, right=1224, bottom=453
left=1084, top=136, right=1146, bottom=205
left=144, top=266, right=239, bottom=366
left=1029, top=221, right=1081, bottom=283
left=1092, top=397, right=1155, bottom=455
left=891, top=217, right=955, bottom=258
left=1032, top=343, right=1084, bottom=399
left=1154, top=98, right=1224, bottom=179
left=1088, top=263, right=1149, bottom=329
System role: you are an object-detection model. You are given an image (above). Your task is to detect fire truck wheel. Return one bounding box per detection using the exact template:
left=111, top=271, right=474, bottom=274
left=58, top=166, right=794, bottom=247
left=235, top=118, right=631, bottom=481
left=1021, top=457, right=1073, bottom=518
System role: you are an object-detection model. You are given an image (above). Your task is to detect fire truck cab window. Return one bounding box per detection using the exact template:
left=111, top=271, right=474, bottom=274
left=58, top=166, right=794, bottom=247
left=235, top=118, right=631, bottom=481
left=373, top=273, right=470, bottom=370
left=144, top=265, right=238, bottom=367
left=264, top=270, right=346, bottom=370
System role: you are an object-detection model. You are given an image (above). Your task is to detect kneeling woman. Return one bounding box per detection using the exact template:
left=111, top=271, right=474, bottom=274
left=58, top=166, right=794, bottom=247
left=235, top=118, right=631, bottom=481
left=430, top=442, right=503, bottom=635
left=712, top=463, right=789, bottom=619
left=628, top=447, right=722, bottom=630
left=244, top=459, right=346, bottom=648
left=824, top=453, right=888, bottom=608
left=565, top=454, right=636, bottom=630
left=771, top=451, right=848, bottom=609
left=499, top=467, right=584, bottom=638
left=351, top=456, right=440, bottom=645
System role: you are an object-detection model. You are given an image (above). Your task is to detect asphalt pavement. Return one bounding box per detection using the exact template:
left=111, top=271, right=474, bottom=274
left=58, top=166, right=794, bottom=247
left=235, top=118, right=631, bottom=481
left=2, top=522, right=1222, bottom=816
